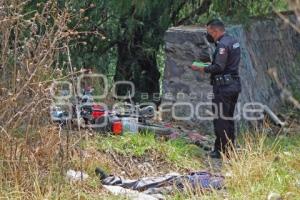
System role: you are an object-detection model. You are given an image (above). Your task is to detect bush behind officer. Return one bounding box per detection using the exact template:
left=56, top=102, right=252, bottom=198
left=192, top=19, right=241, bottom=159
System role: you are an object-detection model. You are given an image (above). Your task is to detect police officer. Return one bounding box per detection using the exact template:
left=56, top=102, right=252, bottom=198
left=192, top=19, right=241, bottom=158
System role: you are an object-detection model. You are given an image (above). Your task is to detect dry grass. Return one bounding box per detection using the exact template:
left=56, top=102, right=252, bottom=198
left=223, top=133, right=300, bottom=199
left=0, top=1, right=102, bottom=199
left=166, top=132, right=300, bottom=200
left=1, top=127, right=299, bottom=199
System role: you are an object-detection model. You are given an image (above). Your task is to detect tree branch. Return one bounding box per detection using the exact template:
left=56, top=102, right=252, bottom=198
left=175, top=0, right=212, bottom=26
left=170, top=0, right=187, bottom=24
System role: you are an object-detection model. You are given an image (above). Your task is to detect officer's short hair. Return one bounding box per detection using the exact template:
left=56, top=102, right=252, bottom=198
left=206, top=19, right=225, bottom=31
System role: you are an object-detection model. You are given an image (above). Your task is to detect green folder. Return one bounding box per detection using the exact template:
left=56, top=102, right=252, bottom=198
left=192, top=61, right=209, bottom=68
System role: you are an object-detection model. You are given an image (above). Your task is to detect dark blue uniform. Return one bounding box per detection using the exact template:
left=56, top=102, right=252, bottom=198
left=204, top=34, right=241, bottom=154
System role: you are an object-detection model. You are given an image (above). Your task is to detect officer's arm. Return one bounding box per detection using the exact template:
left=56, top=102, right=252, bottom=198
left=204, top=43, right=228, bottom=74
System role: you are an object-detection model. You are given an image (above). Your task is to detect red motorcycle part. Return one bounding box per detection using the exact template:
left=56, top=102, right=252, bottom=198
left=112, top=120, right=123, bottom=135
left=92, top=105, right=105, bottom=119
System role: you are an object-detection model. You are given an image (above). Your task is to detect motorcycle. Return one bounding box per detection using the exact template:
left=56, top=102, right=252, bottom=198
left=51, top=88, right=171, bottom=135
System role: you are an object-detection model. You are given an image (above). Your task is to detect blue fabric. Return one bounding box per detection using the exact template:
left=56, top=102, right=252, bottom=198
left=102, top=171, right=225, bottom=192
left=187, top=172, right=224, bottom=189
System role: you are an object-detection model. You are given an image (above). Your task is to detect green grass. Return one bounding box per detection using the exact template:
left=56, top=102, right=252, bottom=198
left=95, top=132, right=204, bottom=169
left=1, top=129, right=300, bottom=200
left=162, top=133, right=300, bottom=200
left=74, top=132, right=300, bottom=200
left=221, top=134, right=300, bottom=200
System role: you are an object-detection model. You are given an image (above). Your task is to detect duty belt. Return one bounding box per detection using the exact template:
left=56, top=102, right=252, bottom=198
left=211, top=74, right=240, bottom=86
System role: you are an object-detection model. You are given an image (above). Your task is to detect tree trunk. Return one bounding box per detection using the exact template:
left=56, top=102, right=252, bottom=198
left=114, top=34, right=160, bottom=103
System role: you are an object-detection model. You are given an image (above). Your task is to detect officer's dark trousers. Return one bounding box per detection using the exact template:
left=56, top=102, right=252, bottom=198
left=212, top=91, right=239, bottom=154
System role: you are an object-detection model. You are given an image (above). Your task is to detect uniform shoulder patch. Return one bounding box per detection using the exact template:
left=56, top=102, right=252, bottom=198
left=233, top=42, right=240, bottom=49
left=219, top=48, right=226, bottom=55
